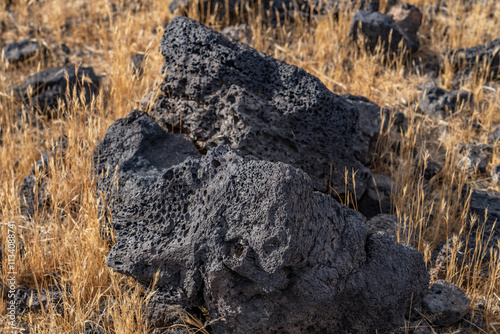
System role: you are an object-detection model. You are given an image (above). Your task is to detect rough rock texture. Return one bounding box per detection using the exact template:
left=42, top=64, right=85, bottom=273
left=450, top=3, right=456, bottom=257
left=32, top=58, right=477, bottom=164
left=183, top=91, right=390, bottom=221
left=0, top=285, right=68, bottom=314
left=13, top=66, right=100, bottom=116
left=419, top=83, right=473, bottom=119
left=350, top=8, right=419, bottom=55
left=152, top=16, right=372, bottom=198
left=95, top=114, right=429, bottom=333
left=93, top=110, right=201, bottom=217
left=357, top=173, right=393, bottom=219
left=366, top=214, right=413, bottom=244
left=430, top=237, right=465, bottom=279
left=421, top=280, right=470, bottom=327
left=19, top=136, right=67, bottom=217
left=458, top=143, right=492, bottom=175
left=2, top=39, right=45, bottom=65
left=344, top=94, right=390, bottom=166
left=444, top=38, right=500, bottom=87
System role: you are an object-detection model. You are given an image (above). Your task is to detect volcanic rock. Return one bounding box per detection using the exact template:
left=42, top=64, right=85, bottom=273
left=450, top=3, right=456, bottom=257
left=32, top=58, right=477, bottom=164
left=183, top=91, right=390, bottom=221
left=93, top=110, right=201, bottom=218
left=419, top=83, right=473, bottom=119
left=13, top=66, right=100, bottom=116
left=490, top=164, right=500, bottom=185
left=152, top=16, right=372, bottom=198
left=95, top=114, right=429, bottom=333
left=444, top=38, right=500, bottom=87
left=421, top=280, right=470, bottom=327
left=349, top=6, right=420, bottom=55
left=2, top=39, right=45, bottom=65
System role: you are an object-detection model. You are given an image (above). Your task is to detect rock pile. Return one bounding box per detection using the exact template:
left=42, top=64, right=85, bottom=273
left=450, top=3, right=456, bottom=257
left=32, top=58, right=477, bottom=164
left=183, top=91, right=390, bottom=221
left=95, top=110, right=429, bottom=333
left=93, top=17, right=432, bottom=334
left=152, top=16, right=377, bottom=199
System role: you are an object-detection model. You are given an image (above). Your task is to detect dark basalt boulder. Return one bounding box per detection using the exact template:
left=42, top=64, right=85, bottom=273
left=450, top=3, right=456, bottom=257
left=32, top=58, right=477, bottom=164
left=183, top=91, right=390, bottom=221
left=13, top=66, right=100, bottom=116
left=94, top=111, right=429, bottom=333
left=152, top=16, right=372, bottom=198
left=443, top=38, right=500, bottom=87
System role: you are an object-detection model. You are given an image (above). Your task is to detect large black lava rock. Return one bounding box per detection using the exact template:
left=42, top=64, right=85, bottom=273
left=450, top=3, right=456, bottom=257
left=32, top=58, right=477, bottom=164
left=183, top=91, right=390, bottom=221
left=152, top=16, right=372, bottom=198
left=94, top=110, right=429, bottom=334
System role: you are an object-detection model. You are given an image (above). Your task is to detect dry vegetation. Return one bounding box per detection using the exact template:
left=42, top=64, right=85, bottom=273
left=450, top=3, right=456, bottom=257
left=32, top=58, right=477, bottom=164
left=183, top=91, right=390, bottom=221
left=0, top=0, right=499, bottom=332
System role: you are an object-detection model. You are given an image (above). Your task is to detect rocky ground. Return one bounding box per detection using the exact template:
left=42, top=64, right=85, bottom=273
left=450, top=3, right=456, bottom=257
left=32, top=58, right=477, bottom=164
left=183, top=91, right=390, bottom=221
left=0, top=0, right=499, bottom=333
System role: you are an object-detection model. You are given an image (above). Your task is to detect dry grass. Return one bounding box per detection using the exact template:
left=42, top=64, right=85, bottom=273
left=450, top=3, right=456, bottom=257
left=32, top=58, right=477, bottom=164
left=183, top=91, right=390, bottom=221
left=0, top=0, right=499, bottom=332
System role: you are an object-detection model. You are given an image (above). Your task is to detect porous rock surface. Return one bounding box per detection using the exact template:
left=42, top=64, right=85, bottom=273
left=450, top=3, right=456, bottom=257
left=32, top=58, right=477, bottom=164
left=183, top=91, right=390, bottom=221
left=94, top=111, right=429, bottom=333
left=421, top=280, right=470, bottom=327
left=152, top=16, right=372, bottom=198
left=93, top=110, right=201, bottom=217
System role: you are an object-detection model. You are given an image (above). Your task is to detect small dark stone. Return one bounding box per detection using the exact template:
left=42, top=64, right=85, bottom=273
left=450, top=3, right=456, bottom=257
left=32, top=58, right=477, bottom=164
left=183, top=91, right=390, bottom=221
left=2, top=39, right=45, bottom=65
left=419, top=83, right=473, bottom=119
left=443, top=38, right=500, bottom=87
left=421, top=280, right=470, bottom=327
left=13, top=66, right=100, bottom=117
left=350, top=6, right=420, bottom=55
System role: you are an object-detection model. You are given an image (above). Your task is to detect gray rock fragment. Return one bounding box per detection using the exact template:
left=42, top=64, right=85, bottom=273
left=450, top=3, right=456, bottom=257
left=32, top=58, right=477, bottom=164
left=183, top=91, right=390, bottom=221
left=153, top=16, right=372, bottom=198
left=13, top=66, right=100, bottom=117
left=466, top=189, right=500, bottom=263
left=95, top=114, right=429, bottom=333
left=419, top=83, right=473, bottom=119
left=130, top=53, right=145, bottom=77
left=366, top=213, right=414, bottom=244
left=2, top=39, right=45, bottom=65
left=421, top=280, right=470, bottom=327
